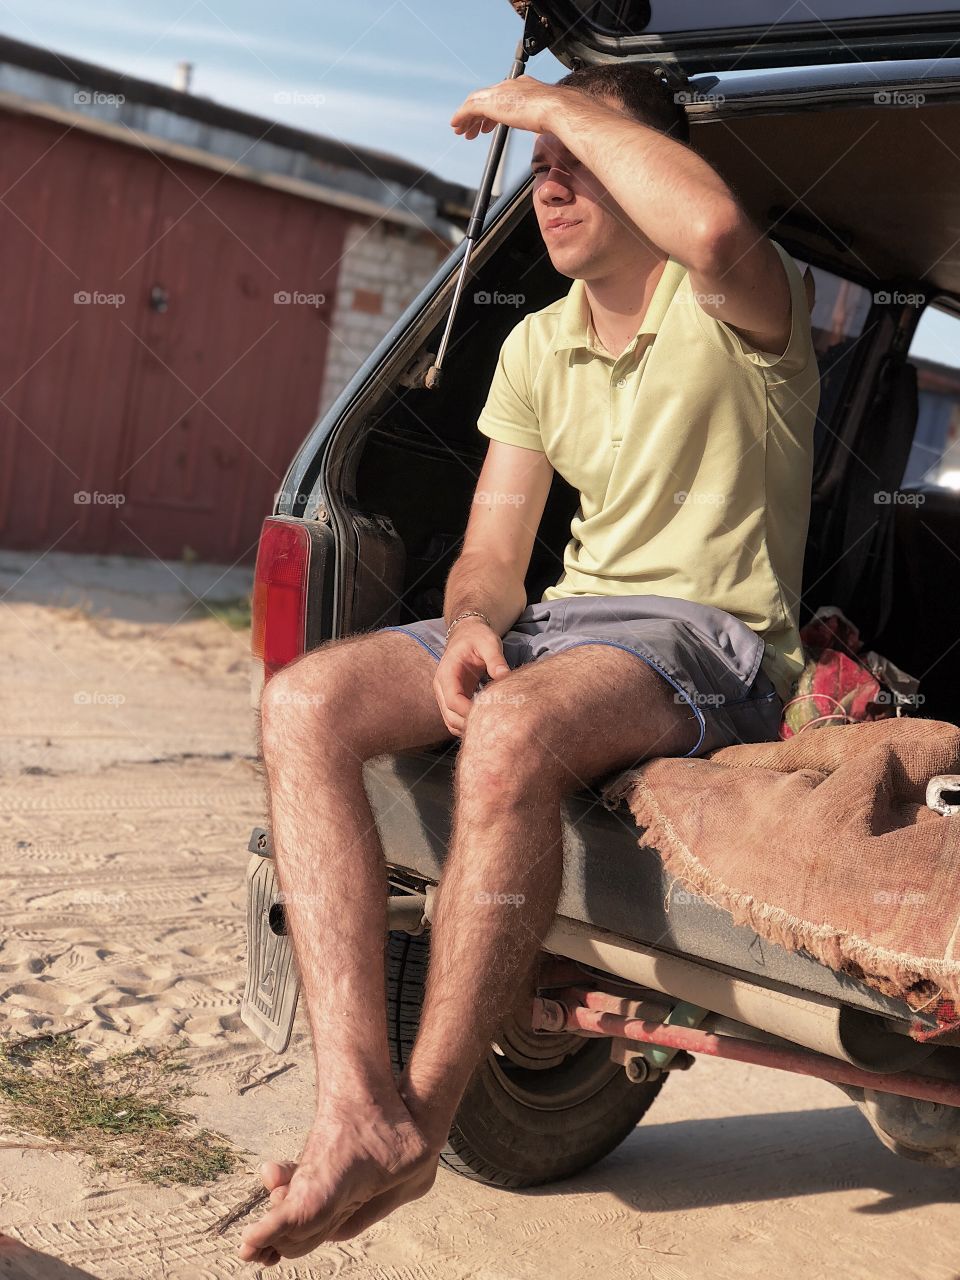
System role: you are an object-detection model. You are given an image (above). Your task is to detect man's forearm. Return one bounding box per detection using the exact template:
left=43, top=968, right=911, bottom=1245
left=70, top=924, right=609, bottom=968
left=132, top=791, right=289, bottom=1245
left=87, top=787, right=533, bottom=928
left=443, top=551, right=527, bottom=637
left=552, top=92, right=744, bottom=271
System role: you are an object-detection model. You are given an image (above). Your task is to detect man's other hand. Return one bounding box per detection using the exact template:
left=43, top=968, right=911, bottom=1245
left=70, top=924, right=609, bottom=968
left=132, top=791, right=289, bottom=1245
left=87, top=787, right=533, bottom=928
left=434, top=619, right=511, bottom=737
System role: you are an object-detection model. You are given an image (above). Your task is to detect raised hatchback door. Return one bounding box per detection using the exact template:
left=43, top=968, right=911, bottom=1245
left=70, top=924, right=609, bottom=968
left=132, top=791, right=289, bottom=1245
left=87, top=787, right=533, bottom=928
left=522, top=1, right=960, bottom=74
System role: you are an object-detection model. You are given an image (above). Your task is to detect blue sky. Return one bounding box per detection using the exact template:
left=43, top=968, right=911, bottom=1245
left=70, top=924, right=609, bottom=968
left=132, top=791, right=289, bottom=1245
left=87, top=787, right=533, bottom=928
left=0, top=0, right=561, bottom=189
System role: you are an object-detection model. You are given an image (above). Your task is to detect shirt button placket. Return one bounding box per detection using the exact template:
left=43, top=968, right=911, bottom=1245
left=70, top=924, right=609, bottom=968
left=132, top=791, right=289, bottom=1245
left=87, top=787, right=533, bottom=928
left=610, top=362, right=628, bottom=448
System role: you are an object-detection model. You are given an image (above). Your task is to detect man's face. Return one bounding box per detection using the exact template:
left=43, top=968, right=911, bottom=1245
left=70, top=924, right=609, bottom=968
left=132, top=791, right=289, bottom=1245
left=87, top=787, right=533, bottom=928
left=530, top=97, right=646, bottom=279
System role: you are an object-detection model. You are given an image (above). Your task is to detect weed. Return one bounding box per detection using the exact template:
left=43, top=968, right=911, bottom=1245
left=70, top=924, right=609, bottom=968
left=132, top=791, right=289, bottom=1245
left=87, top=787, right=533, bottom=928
left=0, top=1033, right=239, bottom=1186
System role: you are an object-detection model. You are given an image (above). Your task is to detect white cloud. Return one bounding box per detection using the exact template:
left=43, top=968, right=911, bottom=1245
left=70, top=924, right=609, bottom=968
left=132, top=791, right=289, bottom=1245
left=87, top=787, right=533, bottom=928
left=5, top=0, right=480, bottom=87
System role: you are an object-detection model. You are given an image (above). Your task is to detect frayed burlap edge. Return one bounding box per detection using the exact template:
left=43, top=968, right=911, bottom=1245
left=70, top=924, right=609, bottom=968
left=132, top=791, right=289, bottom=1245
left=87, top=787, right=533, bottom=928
left=605, top=768, right=960, bottom=1013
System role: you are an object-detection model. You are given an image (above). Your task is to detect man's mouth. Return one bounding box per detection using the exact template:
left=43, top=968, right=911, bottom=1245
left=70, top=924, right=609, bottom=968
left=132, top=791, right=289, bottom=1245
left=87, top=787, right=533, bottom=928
left=545, top=218, right=582, bottom=236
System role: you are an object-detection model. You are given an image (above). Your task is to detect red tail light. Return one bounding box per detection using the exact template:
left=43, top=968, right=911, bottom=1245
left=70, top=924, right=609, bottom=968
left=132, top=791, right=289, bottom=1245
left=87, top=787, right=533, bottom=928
left=252, top=518, right=311, bottom=679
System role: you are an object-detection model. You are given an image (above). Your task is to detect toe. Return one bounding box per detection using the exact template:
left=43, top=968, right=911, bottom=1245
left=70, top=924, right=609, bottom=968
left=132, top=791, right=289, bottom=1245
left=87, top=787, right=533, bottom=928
left=259, top=1159, right=297, bottom=1190
left=239, top=1202, right=293, bottom=1254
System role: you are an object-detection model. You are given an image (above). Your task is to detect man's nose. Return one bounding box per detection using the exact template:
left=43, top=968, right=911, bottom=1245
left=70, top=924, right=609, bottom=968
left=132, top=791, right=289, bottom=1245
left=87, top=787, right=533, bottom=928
left=537, top=169, right=573, bottom=202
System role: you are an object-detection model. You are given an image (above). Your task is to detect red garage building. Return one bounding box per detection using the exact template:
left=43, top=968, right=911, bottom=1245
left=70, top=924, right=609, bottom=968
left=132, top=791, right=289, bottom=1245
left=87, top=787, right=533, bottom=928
left=0, top=37, right=470, bottom=564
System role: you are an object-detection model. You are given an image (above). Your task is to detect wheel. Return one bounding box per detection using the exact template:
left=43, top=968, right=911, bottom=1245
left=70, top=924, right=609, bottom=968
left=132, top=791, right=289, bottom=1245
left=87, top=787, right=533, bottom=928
left=385, top=929, right=667, bottom=1188
left=858, top=1089, right=960, bottom=1167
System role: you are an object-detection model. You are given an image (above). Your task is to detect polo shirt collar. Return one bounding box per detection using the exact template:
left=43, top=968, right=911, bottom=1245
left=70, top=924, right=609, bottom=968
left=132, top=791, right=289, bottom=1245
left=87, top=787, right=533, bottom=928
left=551, top=255, right=688, bottom=356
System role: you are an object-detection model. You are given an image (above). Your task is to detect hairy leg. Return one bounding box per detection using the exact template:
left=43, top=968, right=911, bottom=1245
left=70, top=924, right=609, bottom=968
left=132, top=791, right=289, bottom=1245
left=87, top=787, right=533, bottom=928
left=240, top=630, right=451, bottom=1265
left=332, top=644, right=698, bottom=1238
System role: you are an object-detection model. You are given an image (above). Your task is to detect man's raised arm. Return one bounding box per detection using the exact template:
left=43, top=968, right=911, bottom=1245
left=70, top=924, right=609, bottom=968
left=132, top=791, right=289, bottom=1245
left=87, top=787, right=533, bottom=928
left=451, top=77, right=793, bottom=358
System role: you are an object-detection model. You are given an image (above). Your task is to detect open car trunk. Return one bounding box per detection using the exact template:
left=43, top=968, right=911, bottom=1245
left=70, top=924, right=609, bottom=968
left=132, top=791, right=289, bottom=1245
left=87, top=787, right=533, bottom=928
left=274, top=65, right=960, bottom=1034
left=342, top=87, right=960, bottom=722
left=514, top=0, right=960, bottom=73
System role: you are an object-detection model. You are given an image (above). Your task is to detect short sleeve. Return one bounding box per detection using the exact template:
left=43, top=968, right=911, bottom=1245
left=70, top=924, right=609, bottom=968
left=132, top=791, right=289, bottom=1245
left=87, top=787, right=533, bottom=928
left=476, top=317, right=545, bottom=452
left=691, top=239, right=816, bottom=379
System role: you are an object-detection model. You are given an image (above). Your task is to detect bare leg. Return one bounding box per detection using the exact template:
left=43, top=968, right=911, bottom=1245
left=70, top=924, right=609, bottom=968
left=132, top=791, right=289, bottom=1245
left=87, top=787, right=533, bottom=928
left=327, top=644, right=698, bottom=1238
left=240, top=630, right=451, bottom=1265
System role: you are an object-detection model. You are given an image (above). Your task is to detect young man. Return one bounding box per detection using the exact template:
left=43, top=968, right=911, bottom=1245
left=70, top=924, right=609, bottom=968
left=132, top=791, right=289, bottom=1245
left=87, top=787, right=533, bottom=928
left=241, top=65, right=820, bottom=1267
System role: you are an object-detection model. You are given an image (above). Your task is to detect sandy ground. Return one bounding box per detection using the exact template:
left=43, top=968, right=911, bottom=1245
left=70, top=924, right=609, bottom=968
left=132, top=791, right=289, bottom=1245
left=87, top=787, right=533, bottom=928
left=1, top=552, right=960, bottom=1279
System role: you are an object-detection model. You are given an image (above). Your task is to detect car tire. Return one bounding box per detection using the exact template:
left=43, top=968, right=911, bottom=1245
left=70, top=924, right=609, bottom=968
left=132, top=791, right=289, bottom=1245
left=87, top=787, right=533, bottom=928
left=385, top=928, right=666, bottom=1188
left=858, top=1088, right=960, bottom=1167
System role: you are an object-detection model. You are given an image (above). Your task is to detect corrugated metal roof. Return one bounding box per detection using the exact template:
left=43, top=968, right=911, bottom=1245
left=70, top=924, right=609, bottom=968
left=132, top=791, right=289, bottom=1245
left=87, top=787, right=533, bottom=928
left=0, top=34, right=475, bottom=232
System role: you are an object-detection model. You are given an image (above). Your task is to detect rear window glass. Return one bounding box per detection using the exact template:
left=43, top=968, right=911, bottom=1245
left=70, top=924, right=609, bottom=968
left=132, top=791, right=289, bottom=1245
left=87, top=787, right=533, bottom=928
left=795, top=261, right=872, bottom=464
left=804, top=262, right=873, bottom=358
left=903, top=304, right=960, bottom=491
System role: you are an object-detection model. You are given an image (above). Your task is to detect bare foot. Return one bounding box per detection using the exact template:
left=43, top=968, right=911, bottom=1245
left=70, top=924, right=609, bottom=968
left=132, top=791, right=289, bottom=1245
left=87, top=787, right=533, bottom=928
left=238, top=1093, right=437, bottom=1266
left=325, top=1156, right=439, bottom=1241
left=254, top=1150, right=440, bottom=1249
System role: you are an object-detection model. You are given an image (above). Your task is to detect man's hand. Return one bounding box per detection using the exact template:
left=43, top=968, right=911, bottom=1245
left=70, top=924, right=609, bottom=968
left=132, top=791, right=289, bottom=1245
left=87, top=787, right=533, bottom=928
left=434, top=619, right=511, bottom=738
left=450, top=76, right=571, bottom=139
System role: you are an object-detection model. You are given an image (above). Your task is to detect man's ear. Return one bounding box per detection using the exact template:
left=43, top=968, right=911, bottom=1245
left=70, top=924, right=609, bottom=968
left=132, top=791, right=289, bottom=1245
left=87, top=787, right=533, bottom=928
left=802, top=265, right=816, bottom=314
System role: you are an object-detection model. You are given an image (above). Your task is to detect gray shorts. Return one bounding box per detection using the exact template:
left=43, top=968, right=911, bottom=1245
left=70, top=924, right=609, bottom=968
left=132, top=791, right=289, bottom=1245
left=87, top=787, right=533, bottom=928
left=380, top=593, right=782, bottom=758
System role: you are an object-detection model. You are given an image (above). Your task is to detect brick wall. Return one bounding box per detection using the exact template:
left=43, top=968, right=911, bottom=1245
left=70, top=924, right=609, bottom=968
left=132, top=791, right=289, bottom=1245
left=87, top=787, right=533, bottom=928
left=318, top=217, right=452, bottom=416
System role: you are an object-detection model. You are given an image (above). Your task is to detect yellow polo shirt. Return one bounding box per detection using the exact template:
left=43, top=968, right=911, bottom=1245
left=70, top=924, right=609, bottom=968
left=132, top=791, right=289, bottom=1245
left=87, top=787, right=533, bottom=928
left=475, top=239, right=820, bottom=702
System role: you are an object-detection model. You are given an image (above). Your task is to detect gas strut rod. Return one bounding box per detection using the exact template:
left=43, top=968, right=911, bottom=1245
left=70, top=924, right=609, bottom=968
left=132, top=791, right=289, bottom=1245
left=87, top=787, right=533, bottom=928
left=424, top=3, right=547, bottom=391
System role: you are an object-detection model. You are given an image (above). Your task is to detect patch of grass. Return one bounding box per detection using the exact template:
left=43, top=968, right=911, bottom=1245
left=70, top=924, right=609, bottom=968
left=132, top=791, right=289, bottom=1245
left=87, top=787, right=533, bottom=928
left=0, top=1034, right=239, bottom=1186
left=185, top=593, right=252, bottom=630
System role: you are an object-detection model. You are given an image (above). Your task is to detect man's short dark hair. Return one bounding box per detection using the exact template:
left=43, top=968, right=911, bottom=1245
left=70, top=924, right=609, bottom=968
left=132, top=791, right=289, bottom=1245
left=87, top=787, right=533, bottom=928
left=556, top=63, right=690, bottom=145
